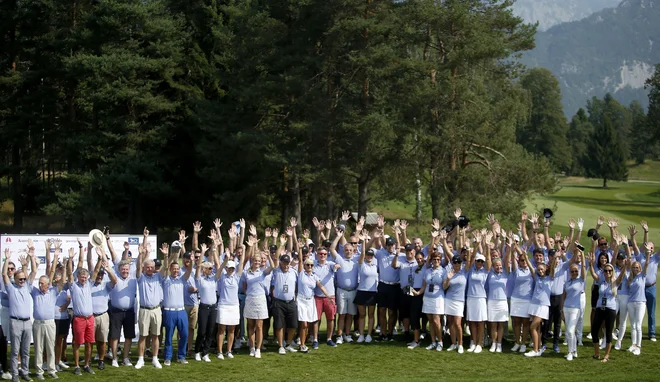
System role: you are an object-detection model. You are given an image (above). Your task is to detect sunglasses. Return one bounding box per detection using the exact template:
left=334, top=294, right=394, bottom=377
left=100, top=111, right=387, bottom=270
left=304, top=264, right=314, bottom=267
left=570, top=270, right=579, bottom=274
left=476, top=260, right=485, bottom=263
left=318, top=253, right=327, bottom=256
left=18, top=278, right=26, bottom=282
left=350, top=242, right=359, bottom=245
left=599, top=243, right=608, bottom=246
left=7, top=268, right=14, bottom=271
left=604, top=270, right=613, bottom=273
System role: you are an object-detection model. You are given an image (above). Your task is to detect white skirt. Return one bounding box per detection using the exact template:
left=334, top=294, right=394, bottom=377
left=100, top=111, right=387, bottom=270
left=297, top=296, right=318, bottom=323
left=488, top=300, right=509, bottom=322
left=217, top=304, right=240, bottom=325
left=510, top=297, right=530, bottom=318
left=244, top=294, right=269, bottom=320
left=422, top=297, right=445, bottom=315
left=466, top=297, right=487, bottom=322
left=445, top=299, right=465, bottom=317
left=528, top=303, right=549, bottom=320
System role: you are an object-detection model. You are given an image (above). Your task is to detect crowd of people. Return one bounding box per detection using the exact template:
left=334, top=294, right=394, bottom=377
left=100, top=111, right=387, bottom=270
left=0, top=211, right=658, bottom=381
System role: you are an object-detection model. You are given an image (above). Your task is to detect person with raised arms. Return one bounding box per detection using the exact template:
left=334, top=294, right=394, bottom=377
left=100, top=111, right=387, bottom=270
left=627, top=242, right=652, bottom=355
left=270, top=233, right=298, bottom=355
left=406, top=244, right=431, bottom=350
left=354, top=230, right=378, bottom=343
left=487, top=234, right=511, bottom=353
left=465, top=230, right=492, bottom=354
left=413, top=250, right=446, bottom=351
left=88, top=246, right=115, bottom=371
left=193, top=243, right=217, bottom=362
left=373, top=215, right=399, bottom=342
left=134, top=235, right=164, bottom=370
left=242, top=244, right=274, bottom=359
left=509, top=235, right=534, bottom=354
left=215, top=240, right=245, bottom=360
left=393, top=236, right=420, bottom=345
left=311, top=238, right=339, bottom=349
left=329, top=227, right=359, bottom=345
left=296, top=249, right=333, bottom=353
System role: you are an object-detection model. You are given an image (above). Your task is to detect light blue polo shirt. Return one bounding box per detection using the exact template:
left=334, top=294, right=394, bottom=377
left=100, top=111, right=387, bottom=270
left=32, top=286, right=58, bottom=320
left=138, top=273, right=163, bottom=308
left=69, top=281, right=93, bottom=317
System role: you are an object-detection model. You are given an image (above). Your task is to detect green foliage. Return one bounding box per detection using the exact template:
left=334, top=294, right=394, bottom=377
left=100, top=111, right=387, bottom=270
left=566, top=108, right=593, bottom=176
left=645, top=64, right=660, bottom=154
left=585, top=115, right=628, bottom=188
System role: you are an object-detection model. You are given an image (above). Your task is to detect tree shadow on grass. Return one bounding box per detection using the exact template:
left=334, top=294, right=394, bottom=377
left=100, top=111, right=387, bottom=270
left=563, top=185, right=624, bottom=191
left=548, top=195, right=660, bottom=209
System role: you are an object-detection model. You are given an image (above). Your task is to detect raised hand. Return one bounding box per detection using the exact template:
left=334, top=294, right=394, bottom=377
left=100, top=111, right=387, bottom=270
left=318, top=220, right=325, bottom=231
left=3, top=248, right=9, bottom=260
left=27, top=239, right=35, bottom=251
left=454, top=208, right=462, bottom=219
left=487, top=213, right=496, bottom=226
left=302, top=229, right=310, bottom=239
left=437, top=230, right=446, bottom=240
left=400, top=220, right=408, bottom=231
left=228, top=229, right=236, bottom=240
left=279, top=234, right=288, bottom=246
left=529, top=213, right=539, bottom=223
left=178, top=230, right=188, bottom=243
left=143, top=226, right=149, bottom=237
left=213, top=218, right=222, bottom=229
left=607, top=218, right=618, bottom=229
left=554, top=232, right=561, bottom=242
left=19, top=255, right=28, bottom=268
left=393, top=219, right=400, bottom=228
left=432, top=218, right=440, bottom=231
left=577, top=218, right=584, bottom=231
left=597, top=216, right=605, bottom=226
left=325, top=220, right=332, bottom=230
left=239, top=218, right=246, bottom=228
left=377, top=215, right=385, bottom=228
left=485, top=231, right=494, bottom=244
left=644, top=242, right=653, bottom=253
left=492, top=222, right=501, bottom=235
left=193, top=221, right=203, bottom=233
left=53, top=239, right=62, bottom=250
left=521, top=211, right=528, bottom=221
left=123, top=241, right=130, bottom=251
left=286, top=227, right=293, bottom=237
left=68, top=248, right=75, bottom=258
left=341, top=210, right=350, bottom=222
left=272, top=228, right=279, bottom=238
left=249, top=224, right=257, bottom=237
left=447, top=269, right=455, bottom=279
left=568, top=219, right=575, bottom=230
left=160, top=243, right=169, bottom=256
left=356, top=217, right=364, bottom=233
left=392, top=226, right=401, bottom=235
left=265, top=228, right=271, bottom=238
left=562, top=236, right=570, bottom=249
left=290, top=216, right=298, bottom=227
left=628, top=225, right=638, bottom=237
left=312, top=217, right=320, bottom=228
left=641, top=221, right=649, bottom=232
left=200, top=243, right=208, bottom=254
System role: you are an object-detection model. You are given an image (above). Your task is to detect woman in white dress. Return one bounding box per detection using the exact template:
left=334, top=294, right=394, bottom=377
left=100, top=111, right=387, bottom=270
left=413, top=252, right=446, bottom=351
left=465, top=232, right=493, bottom=354
left=215, top=243, right=245, bottom=359
left=241, top=245, right=274, bottom=359
left=297, top=257, right=332, bottom=353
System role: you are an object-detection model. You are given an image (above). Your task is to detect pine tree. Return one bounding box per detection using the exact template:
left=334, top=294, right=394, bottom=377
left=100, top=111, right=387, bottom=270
left=566, top=108, right=593, bottom=176
left=586, top=116, right=628, bottom=188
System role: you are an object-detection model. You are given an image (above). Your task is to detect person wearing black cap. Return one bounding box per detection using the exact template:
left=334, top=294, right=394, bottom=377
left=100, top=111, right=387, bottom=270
left=393, top=243, right=418, bottom=343
left=354, top=233, right=378, bottom=343
left=375, top=236, right=400, bottom=341
left=406, top=250, right=430, bottom=349
left=270, top=253, right=299, bottom=355
left=443, top=254, right=468, bottom=353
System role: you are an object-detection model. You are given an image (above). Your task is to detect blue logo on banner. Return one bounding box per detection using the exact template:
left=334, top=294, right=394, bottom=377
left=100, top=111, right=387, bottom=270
left=128, top=238, right=139, bottom=245
left=38, top=256, right=46, bottom=264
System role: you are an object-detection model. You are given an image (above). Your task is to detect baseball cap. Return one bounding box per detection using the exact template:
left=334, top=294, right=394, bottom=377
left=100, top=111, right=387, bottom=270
left=405, top=243, right=414, bottom=251
left=269, top=244, right=277, bottom=252
left=280, top=254, right=291, bottom=263
left=302, top=246, right=309, bottom=254
left=226, top=260, right=236, bottom=268
left=452, top=256, right=462, bottom=264
left=385, top=237, right=396, bottom=246
left=475, top=253, right=486, bottom=262
left=322, top=239, right=332, bottom=249
left=366, top=249, right=376, bottom=256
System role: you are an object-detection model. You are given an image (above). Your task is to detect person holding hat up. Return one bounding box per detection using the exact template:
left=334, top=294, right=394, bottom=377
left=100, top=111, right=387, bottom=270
left=215, top=241, right=245, bottom=360
left=270, top=240, right=299, bottom=355
left=465, top=230, right=492, bottom=353
left=354, top=230, right=378, bottom=343
left=329, top=228, right=360, bottom=345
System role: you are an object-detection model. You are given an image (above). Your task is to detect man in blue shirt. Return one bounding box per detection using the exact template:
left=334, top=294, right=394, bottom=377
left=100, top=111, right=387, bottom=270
left=135, top=243, right=165, bottom=370
left=3, top=247, right=37, bottom=382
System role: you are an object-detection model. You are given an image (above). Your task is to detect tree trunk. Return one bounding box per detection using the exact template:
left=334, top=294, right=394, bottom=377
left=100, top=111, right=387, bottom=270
left=603, top=178, right=607, bottom=188
left=291, top=174, right=302, bottom=236
left=415, top=169, right=422, bottom=222
left=357, top=174, right=370, bottom=219
left=11, top=143, right=23, bottom=230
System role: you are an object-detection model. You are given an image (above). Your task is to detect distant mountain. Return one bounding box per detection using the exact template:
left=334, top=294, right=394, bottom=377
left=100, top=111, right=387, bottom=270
left=512, top=0, right=622, bottom=31
left=522, top=0, right=659, bottom=117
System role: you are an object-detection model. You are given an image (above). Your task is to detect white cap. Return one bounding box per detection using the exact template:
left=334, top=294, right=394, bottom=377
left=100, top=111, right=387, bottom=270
left=513, top=234, right=521, bottom=242
left=226, top=261, right=236, bottom=269
left=475, top=253, right=486, bottom=262
left=171, top=240, right=181, bottom=248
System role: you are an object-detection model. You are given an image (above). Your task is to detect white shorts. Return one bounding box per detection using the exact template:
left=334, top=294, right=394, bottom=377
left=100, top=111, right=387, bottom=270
left=488, top=300, right=509, bottom=322
left=466, top=297, right=487, bottom=322
left=445, top=299, right=465, bottom=317
left=297, top=296, right=317, bottom=323
left=510, top=297, right=531, bottom=318
left=422, top=297, right=444, bottom=315
left=337, top=288, right=357, bottom=315
left=528, top=303, right=549, bottom=320
left=217, top=304, right=240, bottom=326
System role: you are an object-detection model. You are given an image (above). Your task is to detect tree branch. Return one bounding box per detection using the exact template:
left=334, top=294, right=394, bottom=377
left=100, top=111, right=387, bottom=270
left=469, top=142, right=506, bottom=159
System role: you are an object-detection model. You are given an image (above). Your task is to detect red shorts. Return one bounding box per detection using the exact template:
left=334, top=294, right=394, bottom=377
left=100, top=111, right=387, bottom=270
left=314, top=296, right=337, bottom=321
left=72, top=316, right=95, bottom=345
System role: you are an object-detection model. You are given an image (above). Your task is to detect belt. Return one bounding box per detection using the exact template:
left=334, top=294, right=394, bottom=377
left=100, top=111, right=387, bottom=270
left=339, top=287, right=356, bottom=292
left=74, top=315, right=93, bottom=319
left=10, top=316, right=29, bottom=321
left=140, top=305, right=160, bottom=310
left=646, top=282, right=657, bottom=288
left=163, top=307, right=184, bottom=311
left=298, top=295, right=313, bottom=300
left=199, top=303, right=217, bottom=308
left=380, top=280, right=398, bottom=286
left=93, top=311, right=107, bottom=317
left=111, top=307, right=131, bottom=313
left=274, top=298, right=295, bottom=304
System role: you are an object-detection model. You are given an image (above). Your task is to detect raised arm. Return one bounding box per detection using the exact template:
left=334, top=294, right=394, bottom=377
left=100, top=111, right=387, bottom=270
left=103, top=257, right=118, bottom=286
left=215, top=249, right=228, bottom=281
left=79, top=240, right=88, bottom=272
left=2, top=249, right=11, bottom=286
left=105, top=229, right=118, bottom=263
left=484, top=232, right=493, bottom=272
left=195, top=244, right=206, bottom=280
left=192, top=221, right=202, bottom=251
left=91, top=247, right=105, bottom=281
left=239, top=218, right=246, bottom=250
left=588, top=252, right=599, bottom=281
left=159, top=243, right=170, bottom=277
left=358, top=231, right=367, bottom=265
left=641, top=221, right=650, bottom=248
left=329, top=228, right=342, bottom=261
left=136, top=244, right=145, bottom=278
left=521, top=211, right=530, bottom=243
left=48, top=244, right=60, bottom=285
left=642, top=242, right=652, bottom=276
left=45, top=239, right=53, bottom=278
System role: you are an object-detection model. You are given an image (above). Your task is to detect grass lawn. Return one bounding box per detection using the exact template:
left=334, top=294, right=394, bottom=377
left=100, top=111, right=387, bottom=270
left=628, top=159, right=660, bottom=182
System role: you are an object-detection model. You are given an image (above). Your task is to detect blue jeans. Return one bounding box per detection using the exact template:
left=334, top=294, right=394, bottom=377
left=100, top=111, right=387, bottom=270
left=163, top=309, right=188, bottom=360
left=646, top=285, right=656, bottom=338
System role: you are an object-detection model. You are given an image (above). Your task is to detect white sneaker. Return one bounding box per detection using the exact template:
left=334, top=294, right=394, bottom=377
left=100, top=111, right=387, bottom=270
left=436, top=343, right=443, bottom=351
left=419, top=333, right=426, bottom=340
left=1, top=372, right=11, bottom=380
left=524, top=350, right=539, bottom=357
left=375, top=326, right=381, bottom=334
left=465, top=326, right=471, bottom=336
left=255, top=349, right=261, bottom=359
left=123, top=358, right=132, bottom=367
left=650, top=337, right=657, bottom=342
left=344, top=334, right=353, bottom=343
left=393, top=327, right=398, bottom=335
left=519, top=345, right=527, bottom=353
left=467, top=344, right=476, bottom=352
left=407, top=342, right=419, bottom=350
left=474, top=345, right=483, bottom=354
left=586, top=333, right=592, bottom=340
left=489, top=343, right=497, bottom=353
left=111, top=359, right=119, bottom=368
left=202, top=355, right=211, bottom=362
left=336, top=336, right=343, bottom=345
left=249, top=348, right=255, bottom=357
left=599, top=338, right=606, bottom=349
left=226, top=352, right=234, bottom=359
left=365, top=335, right=373, bottom=343
left=195, top=353, right=202, bottom=361
left=353, top=331, right=360, bottom=337
left=613, top=329, right=619, bottom=341
left=285, top=345, right=298, bottom=353
left=633, top=347, right=641, bottom=356
left=357, top=335, right=365, bottom=343
left=57, top=361, right=69, bottom=370
left=566, top=353, right=573, bottom=361
left=627, top=345, right=635, bottom=352
left=446, top=344, right=457, bottom=352
left=511, top=343, right=520, bottom=352
left=163, top=360, right=171, bottom=366
left=574, top=351, right=578, bottom=358
left=457, top=345, right=464, bottom=354
left=615, top=341, right=621, bottom=350
left=278, top=346, right=286, bottom=355
left=153, top=359, right=162, bottom=369
left=217, top=353, right=224, bottom=360
left=426, top=342, right=437, bottom=350
left=134, top=359, right=144, bottom=369
left=496, top=344, right=502, bottom=353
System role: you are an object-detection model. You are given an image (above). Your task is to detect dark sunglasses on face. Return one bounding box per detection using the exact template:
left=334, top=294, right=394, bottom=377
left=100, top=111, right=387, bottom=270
left=7, top=268, right=14, bottom=271
left=570, top=270, right=579, bottom=274
left=350, top=242, right=358, bottom=245
left=476, top=260, right=485, bottom=263
left=604, top=270, right=612, bottom=273
left=18, top=278, right=26, bottom=282
left=304, top=264, right=313, bottom=267
left=599, top=243, right=608, bottom=246
left=318, top=253, right=327, bottom=256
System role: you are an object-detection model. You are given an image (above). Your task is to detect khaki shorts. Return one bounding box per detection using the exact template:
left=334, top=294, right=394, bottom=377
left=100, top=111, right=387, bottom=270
left=185, top=305, right=198, bottom=330
left=138, top=307, right=162, bottom=336
left=94, top=312, right=109, bottom=341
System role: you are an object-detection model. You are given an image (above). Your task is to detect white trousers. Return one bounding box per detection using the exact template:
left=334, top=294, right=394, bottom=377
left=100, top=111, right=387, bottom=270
left=563, top=307, right=580, bottom=354
left=628, top=301, right=646, bottom=347
left=616, top=294, right=629, bottom=343
left=576, top=293, right=586, bottom=341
